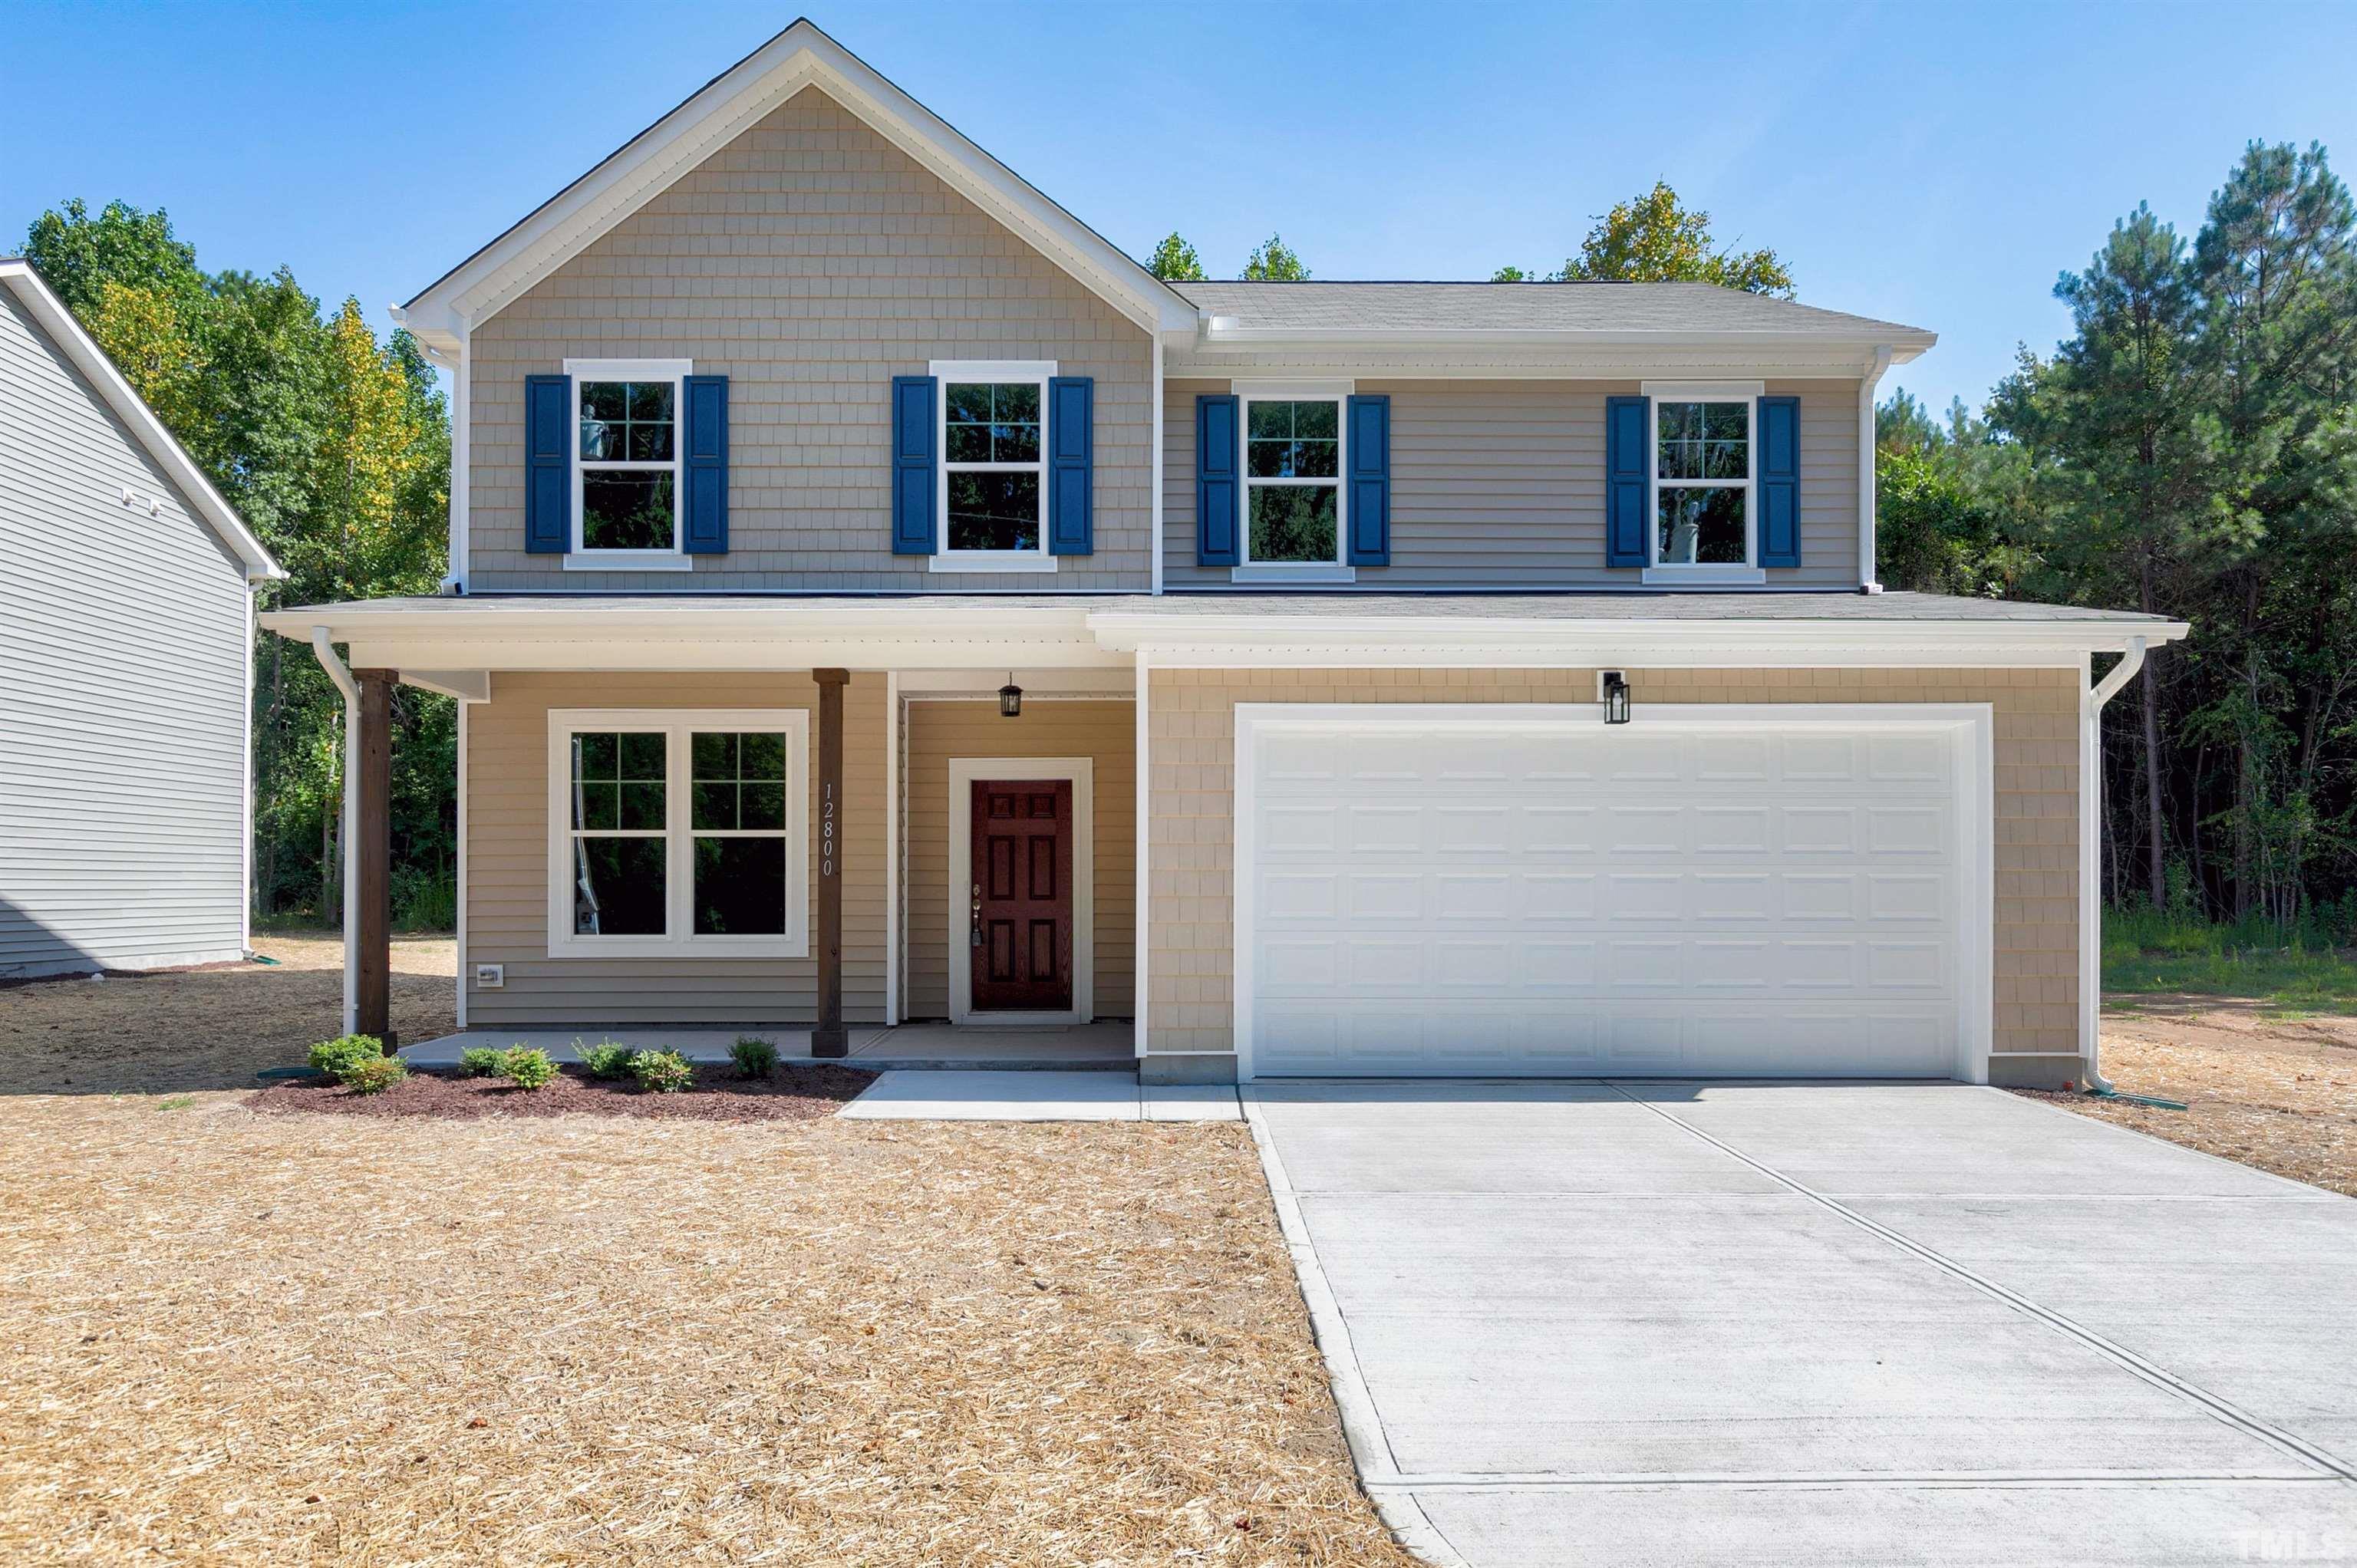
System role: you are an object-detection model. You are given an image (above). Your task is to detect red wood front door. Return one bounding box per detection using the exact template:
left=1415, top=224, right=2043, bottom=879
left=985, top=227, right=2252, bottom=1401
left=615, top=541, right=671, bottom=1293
left=969, top=779, right=1074, bottom=1013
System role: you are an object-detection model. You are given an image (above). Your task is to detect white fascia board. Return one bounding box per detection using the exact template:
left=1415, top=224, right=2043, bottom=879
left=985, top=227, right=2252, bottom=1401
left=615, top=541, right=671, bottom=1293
left=0, top=261, right=285, bottom=579
left=1085, top=611, right=2191, bottom=666
left=1198, top=327, right=1936, bottom=352
left=403, top=21, right=1193, bottom=340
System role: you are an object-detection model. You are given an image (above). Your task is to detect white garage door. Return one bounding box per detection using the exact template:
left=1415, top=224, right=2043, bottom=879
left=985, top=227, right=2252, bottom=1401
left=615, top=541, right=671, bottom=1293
left=1239, top=705, right=1987, bottom=1080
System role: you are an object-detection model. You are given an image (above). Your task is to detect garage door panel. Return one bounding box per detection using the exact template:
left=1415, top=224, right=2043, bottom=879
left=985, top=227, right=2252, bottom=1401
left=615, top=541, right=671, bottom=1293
left=1244, top=715, right=1973, bottom=1079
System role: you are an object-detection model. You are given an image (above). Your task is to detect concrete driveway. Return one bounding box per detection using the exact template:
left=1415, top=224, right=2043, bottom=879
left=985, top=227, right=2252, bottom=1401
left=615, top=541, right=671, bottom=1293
left=1246, top=1081, right=2357, bottom=1567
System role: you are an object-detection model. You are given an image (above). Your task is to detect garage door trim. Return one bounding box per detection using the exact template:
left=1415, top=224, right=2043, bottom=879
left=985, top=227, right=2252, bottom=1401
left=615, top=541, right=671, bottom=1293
left=1232, top=703, right=1995, bottom=1082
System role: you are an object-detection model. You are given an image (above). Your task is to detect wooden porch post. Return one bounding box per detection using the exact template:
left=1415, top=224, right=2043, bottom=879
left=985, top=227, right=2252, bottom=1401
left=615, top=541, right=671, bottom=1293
left=354, top=667, right=397, bottom=1048
left=812, top=669, right=849, bottom=1057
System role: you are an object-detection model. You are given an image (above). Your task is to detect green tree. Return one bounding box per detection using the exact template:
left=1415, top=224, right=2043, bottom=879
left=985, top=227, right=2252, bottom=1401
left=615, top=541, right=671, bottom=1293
left=23, top=200, right=454, bottom=928
left=2000, top=205, right=2221, bottom=906
left=1489, top=265, right=1533, bottom=282
left=1241, top=233, right=1308, bottom=281
left=1144, top=232, right=1205, bottom=282
left=1554, top=181, right=1794, bottom=296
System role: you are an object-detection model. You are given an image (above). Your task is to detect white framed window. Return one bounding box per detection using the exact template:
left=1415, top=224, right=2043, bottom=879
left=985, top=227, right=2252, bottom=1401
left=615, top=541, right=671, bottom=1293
left=1641, top=380, right=1764, bottom=584
left=1239, top=382, right=1350, bottom=575
left=931, top=358, right=1056, bottom=573
left=546, top=709, right=809, bottom=959
left=565, top=357, right=694, bottom=572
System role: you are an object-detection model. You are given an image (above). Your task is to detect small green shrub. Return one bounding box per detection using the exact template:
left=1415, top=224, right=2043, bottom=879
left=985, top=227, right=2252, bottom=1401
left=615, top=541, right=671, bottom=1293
left=309, top=1034, right=384, bottom=1077
left=459, top=1046, right=506, bottom=1078
left=340, top=1056, right=409, bottom=1095
left=577, top=1039, right=634, bottom=1080
left=729, top=1036, right=779, bottom=1079
left=501, top=1047, right=557, bottom=1090
left=630, top=1049, right=695, bottom=1095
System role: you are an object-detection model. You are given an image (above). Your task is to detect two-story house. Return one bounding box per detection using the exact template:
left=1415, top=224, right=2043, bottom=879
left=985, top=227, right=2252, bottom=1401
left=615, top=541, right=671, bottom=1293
left=265, top=20, right=2184, bottom=1089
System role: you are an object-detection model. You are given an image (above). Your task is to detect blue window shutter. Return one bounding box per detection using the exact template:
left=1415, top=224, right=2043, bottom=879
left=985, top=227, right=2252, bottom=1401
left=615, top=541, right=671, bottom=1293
left=524, top=374, right=572, bottom=554
left=891, top=375, right=938, bottom=555
left=682, top=374, right=728, bottom=555
left=1195, top=394, right=1239, bottom=566
left=1604, top=394, right=1649, bottom=568
left=1757, top=394, right=1802, bottom=568
left=1346, top=394, right=1390, bottom=565
left=1047, top=375, right=1094, bottom=555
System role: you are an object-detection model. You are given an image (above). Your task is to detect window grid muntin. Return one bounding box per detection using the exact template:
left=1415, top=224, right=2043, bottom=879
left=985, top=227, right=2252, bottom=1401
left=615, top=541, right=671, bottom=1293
left=941, top=375, right=1047, bottom=556
left=1650, top=397, right=1754, bottom=568
left=548, top=712, right=809, bottom=957
left=570, top=362, right=687, bottom=555
left=1240, top=394, right=1346, bottom=567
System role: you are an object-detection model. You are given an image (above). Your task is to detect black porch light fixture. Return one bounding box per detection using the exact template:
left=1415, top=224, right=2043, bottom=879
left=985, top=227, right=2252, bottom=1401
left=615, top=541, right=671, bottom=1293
left=998, top=672, right=1024, bottom=718
left=1601, top=670, right=1632, bottom=725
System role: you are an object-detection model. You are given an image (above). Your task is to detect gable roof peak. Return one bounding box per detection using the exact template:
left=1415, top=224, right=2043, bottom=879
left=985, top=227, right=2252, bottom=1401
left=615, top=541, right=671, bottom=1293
left=398, top=18, right=1195, bottom=350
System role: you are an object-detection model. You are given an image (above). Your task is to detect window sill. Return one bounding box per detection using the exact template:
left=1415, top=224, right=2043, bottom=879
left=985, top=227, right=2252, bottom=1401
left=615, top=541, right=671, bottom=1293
left=1230, top=564, right=1357, bottom=585
left=929, top=552, right=1058, bottom=574
left=546, top=937, right=810, bottom=960
left=563, top=553, right=694, bottom=573
left=1640, top=565, right=1768, bottom=586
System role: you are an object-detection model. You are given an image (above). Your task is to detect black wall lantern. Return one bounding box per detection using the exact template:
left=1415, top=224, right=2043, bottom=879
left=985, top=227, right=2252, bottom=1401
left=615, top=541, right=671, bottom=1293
left=1601, top=670, right=1632, bottom=725
left=998, top=673, right=1024, bottom=718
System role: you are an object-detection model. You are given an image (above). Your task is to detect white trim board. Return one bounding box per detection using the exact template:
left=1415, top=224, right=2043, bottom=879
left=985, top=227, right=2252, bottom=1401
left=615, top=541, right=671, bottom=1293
left=1229, top=702, right=1994, bottom=1085
left=947, top=756, right=1095, bottom=1026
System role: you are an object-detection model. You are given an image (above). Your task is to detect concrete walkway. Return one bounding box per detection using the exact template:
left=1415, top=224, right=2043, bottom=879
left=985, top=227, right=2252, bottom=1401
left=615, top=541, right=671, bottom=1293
left=1245, top=1080, right=2357, bottom=1567
left=842, top=1069, right=1240, bottom=1122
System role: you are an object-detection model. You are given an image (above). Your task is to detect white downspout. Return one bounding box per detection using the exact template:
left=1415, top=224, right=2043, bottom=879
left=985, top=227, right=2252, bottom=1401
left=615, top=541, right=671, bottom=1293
left=1858, top=346, right=1894, bottom=592
left=312, top=626, right=361, bottom=1036
left=2079, top=637, right=2148, bottom=1092
left=1150, top=334, right=1165, bottom=595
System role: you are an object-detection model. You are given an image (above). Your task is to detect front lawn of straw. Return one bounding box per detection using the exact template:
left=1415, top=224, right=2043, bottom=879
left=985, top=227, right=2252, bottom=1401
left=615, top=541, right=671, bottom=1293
left=0, top=941, right=1411, bottom=1565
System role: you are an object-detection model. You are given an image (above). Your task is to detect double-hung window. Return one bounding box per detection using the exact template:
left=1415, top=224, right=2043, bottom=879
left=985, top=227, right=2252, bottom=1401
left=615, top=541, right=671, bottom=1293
left=932, top=359, right=1052, bottom=570
left=548, top=710, right=809, bottom=957
left=1241, top=387, right=1347, bottom=572
left=566, top=357, right=692, bottom=565
left=1643, top=380, right=1761, bottom=580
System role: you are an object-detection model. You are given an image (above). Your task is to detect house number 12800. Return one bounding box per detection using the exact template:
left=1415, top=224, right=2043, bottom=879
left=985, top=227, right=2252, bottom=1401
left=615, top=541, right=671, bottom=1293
left=820, top=785, right=835, bottom=878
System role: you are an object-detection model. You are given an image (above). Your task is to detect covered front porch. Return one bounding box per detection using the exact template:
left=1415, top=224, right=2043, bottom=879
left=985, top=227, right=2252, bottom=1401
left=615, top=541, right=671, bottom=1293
left=262, top=595, right=1157, bottom=1077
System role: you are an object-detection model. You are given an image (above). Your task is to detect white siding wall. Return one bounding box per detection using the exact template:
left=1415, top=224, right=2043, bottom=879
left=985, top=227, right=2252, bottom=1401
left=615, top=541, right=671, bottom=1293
left=0, top=291, right=252, bottom=977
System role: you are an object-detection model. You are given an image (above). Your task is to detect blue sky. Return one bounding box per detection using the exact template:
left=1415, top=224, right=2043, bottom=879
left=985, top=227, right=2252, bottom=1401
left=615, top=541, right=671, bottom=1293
left=8, top=1, right=2356, bottom=415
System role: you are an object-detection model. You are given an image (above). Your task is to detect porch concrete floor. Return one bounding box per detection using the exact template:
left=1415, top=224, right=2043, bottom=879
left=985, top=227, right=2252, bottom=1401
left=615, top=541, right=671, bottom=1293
left=401, top=1020, right=1136, bottom=1072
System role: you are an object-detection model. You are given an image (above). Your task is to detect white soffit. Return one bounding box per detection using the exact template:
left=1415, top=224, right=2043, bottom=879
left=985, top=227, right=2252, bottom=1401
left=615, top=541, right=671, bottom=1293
left=397, top=20, right=1195, bottom=348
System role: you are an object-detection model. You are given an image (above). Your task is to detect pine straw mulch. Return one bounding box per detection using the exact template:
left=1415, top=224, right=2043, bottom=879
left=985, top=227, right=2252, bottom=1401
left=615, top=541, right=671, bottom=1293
left=2011, top=997, right=2357, bottom=1197
left=0, top=1092, right=1414, bottom=1566
left=0, top=931, right=454, bottom=1095
left=245, top=1063, right=878, bottom=1122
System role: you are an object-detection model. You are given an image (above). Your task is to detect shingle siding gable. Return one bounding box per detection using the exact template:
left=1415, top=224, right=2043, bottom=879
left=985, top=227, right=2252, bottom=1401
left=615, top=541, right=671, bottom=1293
left=466, top=88, right=1153, bottom=591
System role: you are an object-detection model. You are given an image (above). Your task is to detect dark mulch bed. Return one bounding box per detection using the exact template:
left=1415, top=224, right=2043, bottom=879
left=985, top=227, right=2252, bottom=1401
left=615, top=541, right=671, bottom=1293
left=243, top=1062, right=877, bottom=1122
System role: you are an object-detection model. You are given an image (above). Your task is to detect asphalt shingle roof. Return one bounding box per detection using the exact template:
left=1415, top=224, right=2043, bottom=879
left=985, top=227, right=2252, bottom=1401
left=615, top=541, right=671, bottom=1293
left=1169, top=280, right=1933, bottom=341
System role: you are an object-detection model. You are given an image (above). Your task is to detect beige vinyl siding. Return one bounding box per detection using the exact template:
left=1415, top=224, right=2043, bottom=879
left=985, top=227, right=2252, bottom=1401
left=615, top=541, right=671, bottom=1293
left=902, top=700, right=1135, bottom=1020
left=464, top=671, right=888, bottom=1026
left=1144, top=668, right=2079, bottom=1072
left=1162, top=378, right=1861, bottom=589
left=468, top=88, right=1153, bottom=592
left=0, top=291, right=250, bottom=978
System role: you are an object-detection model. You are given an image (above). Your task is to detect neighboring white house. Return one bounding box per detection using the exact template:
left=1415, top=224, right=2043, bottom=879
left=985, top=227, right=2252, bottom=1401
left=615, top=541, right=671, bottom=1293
left=0, top=258, right=283, bottom=980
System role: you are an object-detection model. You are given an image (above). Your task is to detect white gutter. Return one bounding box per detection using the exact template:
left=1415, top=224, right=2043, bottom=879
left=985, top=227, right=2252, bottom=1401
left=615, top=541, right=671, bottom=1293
left=2079, top=637, right=2148, bottom=1092
left=1859, top=346, right=1894, bottom=592
left=311, top=627, right=361, bottom=1037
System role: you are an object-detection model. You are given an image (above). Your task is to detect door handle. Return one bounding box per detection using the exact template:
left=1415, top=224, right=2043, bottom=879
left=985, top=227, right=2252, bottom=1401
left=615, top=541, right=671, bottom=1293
left=970, top=881, right=983, bottom=947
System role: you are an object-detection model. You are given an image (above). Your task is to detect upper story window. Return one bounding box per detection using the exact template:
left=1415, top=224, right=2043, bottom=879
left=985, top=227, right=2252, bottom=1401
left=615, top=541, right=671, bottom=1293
left=1641, top=381, right=1764, bottom=581
left=567, top=357, right=691, bottom=558
left=932, top=360, right=1053, bottom=571
left=1243, top=393, right=1343, bottom=567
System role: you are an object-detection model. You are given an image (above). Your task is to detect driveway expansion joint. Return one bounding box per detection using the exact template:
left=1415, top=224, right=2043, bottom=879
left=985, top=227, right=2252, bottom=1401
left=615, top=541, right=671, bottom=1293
left=1601, top=1082, right=2357, bottom=1486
